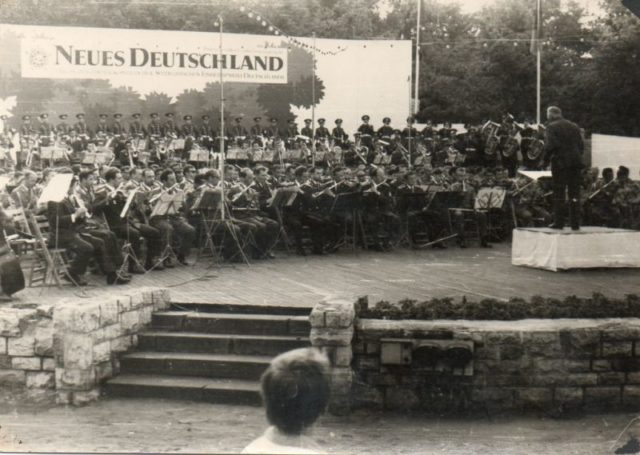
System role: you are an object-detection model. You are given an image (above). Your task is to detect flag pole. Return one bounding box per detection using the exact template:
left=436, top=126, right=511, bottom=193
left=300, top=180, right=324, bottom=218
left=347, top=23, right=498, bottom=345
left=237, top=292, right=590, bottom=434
left=217, top=15, right=226, bottom=221
left=414, top=0, right=422, bottom=115
left=536, top=0, right=542, bottom=124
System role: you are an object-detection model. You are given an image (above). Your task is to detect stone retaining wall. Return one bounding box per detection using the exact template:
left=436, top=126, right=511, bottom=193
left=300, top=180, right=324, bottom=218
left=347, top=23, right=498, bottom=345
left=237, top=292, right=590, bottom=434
left=309, top=297, right=640, bottom=414
left=0, top=287, right=169, bottom=405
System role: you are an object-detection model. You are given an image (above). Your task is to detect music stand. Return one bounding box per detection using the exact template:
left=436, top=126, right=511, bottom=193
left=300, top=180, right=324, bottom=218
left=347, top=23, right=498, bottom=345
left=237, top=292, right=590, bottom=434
left=268, top=187, right=299, bottom=252
left=329, top=191, right=365, bottom=251
left=149, top=191, right=185, bottom=267
left=395, top=192, right=430, bottom=248
left=116, top=189, right=146, bottom=276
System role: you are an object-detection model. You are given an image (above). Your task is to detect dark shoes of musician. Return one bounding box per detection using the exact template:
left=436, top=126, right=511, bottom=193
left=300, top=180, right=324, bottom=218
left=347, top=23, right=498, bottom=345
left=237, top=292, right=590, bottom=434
left=128, top=263, right=146, bottom=274
left=456, top=238, right=468, bottom=249
left=146, top=259, right=164, bottom=271
left=107, top=272, right=131, bottom=285
left=571, top=225, right=580, bottom=231
left=64, top=273, right=88, bottom=286
left=431, top=242, right=447, bottom=249
left=177, top=255, right=190, bottom=266
left=548, top=223, right=564, bottom=230
left=164, top=258, right=176, bottom=268
left=264, top=252, right=276, bottom=259
left=0, top=292, right=13, bottom=302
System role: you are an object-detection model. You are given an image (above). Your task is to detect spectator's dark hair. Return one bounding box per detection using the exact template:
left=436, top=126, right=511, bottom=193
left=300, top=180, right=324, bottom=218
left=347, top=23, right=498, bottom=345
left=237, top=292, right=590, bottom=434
left=260, top=348, right=330, bottom=436
left=603, top=167, right=614, bottom=177
left=159, top=169, right=174, bottom=183
left=183, top=165, right=196, bottom=174
left=254, top=166, right=268, bottom=176
left=618, top=166, right=630, bottom=178
left=294, top=166, right=307, bottom=178
left=204, top=169, right=220, bottom=180
left=239, top=168, right=251, bottom=179
left=194, top=174, right=206, bottom=186
left=104, top=168, right=120, bottom=183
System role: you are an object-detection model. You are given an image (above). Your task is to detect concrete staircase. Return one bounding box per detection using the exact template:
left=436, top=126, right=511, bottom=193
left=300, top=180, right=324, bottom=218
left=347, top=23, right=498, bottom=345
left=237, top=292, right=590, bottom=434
left=105, top=302, right=311, bottom=405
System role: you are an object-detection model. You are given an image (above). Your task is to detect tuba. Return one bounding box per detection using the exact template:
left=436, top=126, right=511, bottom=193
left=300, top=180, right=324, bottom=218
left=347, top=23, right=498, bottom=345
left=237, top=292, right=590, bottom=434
left=527, top=138, right=545, bottom=161
left=502, top=135, right=520, bottom=158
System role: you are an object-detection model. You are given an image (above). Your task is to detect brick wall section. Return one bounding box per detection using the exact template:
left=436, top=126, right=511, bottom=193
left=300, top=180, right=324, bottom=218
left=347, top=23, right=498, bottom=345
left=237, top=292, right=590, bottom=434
left=0, top=287, right=169, bottom=405
left=353, top=318, right=640, bottom=413
left=0, top=305, right=54, bottom=393
left=309, top=297, right=358, bottom=415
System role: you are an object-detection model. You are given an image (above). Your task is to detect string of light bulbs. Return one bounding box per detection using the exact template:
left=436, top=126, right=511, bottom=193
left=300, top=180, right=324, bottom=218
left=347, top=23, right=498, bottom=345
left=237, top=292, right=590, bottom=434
left=238, top=5, right=347, bottom=56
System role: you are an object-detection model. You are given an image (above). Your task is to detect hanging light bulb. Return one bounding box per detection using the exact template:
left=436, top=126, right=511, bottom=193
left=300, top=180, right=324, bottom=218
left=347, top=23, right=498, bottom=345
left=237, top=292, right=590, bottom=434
left=256, top=15, right=261, bottom=21
left=483, top=43, right=488, bottom=47
left=240, top=6, right=245, bottom=12
left=268, top=26, right=274, bottom=31
left=248, top=12, right=253, bottom=18
left=275, top=30, right=280, bottom=35
left=261, top=20, right=267, bottom=26
left=514, top=42, right=518, bottom=46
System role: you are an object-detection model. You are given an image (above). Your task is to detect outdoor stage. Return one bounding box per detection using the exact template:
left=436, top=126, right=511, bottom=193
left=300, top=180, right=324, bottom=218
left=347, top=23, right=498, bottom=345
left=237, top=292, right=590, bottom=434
left=8, top=243, right=640, bottom=309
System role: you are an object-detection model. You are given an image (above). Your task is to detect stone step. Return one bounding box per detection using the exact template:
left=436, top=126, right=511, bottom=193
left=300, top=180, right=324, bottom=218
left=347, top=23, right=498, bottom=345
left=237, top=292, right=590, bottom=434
left=169, top=302, right=311, bottom=316
left=120, top=351, right=272, bottom=380
left=151, top=311, right=311, bottom=336
left=105, top=374, right=262, bottom=406
left=138, top=331, right=311, bottom=356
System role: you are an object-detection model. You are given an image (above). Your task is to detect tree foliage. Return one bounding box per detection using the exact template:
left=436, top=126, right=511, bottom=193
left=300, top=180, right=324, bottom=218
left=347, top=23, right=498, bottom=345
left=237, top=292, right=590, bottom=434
left=1, top=0, right=639, bottom=135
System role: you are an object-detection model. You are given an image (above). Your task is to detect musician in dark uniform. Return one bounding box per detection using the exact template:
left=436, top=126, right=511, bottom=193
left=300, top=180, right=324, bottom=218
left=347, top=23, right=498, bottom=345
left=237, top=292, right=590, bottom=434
left=56, top=114, right=71, bottom=135
left=265, top=117, right=281, bottom=139
left=400, top=116, right=419, bottom=151
left=377, top=117, right=394, bottom=141
left=543, top=106, right=584, bottom=230
left=38, top=113, right=54, bottom=136
left=95, top=114, right=110, bottom=136
left=229, top=116, right=248, bottom=143
left=129, top=113, right=145, bottom=136
left=331, top=118, right=348, bottom=148
left=520, top=120, right=536, bottom=169
left=20, top=115, right=34, bottom=136
left=162, top=112, right=177, bottom=137
left=110, top=113, right=125, bottom=135
left=362, top=167, right=399, bottom=251
left=300, top=119, right=313, bottom=140
left=73, top=113, right=91, bottom=137
left=314, top=118, right=330, bottom=141
left=356, top=115, right=375, bottom=151
left=147, top=113, right=162, bottom=137
left=284, top=119, right=299, bottom=145
left=250, top=116, right=264, bottom=142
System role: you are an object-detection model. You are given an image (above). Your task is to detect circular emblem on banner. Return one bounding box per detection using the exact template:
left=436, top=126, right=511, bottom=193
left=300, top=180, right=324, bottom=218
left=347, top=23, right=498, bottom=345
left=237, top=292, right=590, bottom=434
left=28, top=48, right=48, bottom=67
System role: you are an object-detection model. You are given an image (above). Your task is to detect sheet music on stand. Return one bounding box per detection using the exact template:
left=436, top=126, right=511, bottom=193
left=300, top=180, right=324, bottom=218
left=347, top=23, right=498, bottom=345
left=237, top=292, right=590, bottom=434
left=150, top=191, right=184, bottom=218
left=474, top=187, right=507, bottom=210
left=268, top=187, right=299, bottom=209
left=192, top=188, right=222, bottom=212
left=37, top=173, right=75, bottom=205
left=120, top=188, right=139, bottom=218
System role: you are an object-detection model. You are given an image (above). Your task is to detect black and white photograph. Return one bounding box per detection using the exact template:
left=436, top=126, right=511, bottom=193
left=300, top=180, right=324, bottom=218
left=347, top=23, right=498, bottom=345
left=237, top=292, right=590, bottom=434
left=1, top=0, right=640, bottom=453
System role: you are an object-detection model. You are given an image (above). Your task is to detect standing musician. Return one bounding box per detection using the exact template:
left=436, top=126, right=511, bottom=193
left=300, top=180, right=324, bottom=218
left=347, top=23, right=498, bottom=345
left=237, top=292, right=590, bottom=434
left=56, top=114, right=71, bottom=135
left=129, top=113, right=146, bottom=136
left=250, top=116, right=265, bottom=146
left=314, top=118, right=330, bottom=142
left=38, top=113, right=54, bottom=137
left=111, top=113, right=126, bottom=136
left=95, top=114, right=110, bottom=136
left=285, top=119, right=299, bottom=146
left=377, top=117, right=394, bottom=142
left=265, top=117, right=281, bottom=140
left=20, top=115, right=35, bottom=137
left=357, top=115, right=375, bottom=151
left=331, top=119, right=348, bottom=149
left=300, top=119, right=313, bottom=142
left=400, top=116, right=419, bottom=153
left=229, top=116, right=248, bottom=143
left=163, top=112, right=178, bottom=137
left=198, top=114, right=216, bottom=150
left=586, top=167, right=618, bottom=227
left=147, top=113, right=163, bottom=137
left=543, top=106, right=584, bottom=230
left=73, top=113, right=91, bottom=138
left=149, top=169, right=195, bottom=267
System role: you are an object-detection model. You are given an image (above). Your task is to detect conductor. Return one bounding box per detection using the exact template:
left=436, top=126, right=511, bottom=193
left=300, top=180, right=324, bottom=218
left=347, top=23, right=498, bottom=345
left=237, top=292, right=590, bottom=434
left=543, top=106, right=584, bottom=230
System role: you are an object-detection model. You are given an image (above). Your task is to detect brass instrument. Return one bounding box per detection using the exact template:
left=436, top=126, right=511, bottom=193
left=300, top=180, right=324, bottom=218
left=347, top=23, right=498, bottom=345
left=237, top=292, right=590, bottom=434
left=527, top=138, right=545, bottom=161
left=231, top=181, right=256, bottom=203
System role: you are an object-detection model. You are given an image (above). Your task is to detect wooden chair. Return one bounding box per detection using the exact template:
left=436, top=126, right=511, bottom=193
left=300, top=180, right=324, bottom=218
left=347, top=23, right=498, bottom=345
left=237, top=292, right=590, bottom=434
left=26, top=213, right=71, bottom=288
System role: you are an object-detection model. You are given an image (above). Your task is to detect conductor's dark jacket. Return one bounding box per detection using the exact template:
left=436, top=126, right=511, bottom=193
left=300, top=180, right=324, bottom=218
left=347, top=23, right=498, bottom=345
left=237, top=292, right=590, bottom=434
left=543, top=118, right=584, bottom=171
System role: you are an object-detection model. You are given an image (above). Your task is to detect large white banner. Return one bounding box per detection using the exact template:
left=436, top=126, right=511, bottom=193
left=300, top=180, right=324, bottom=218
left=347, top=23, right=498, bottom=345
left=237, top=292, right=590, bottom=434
left=0, top=24, right=412, bottom=134
left=21, top=37, right=288, bottom=84
left=592, top=134, right=640, bottom=178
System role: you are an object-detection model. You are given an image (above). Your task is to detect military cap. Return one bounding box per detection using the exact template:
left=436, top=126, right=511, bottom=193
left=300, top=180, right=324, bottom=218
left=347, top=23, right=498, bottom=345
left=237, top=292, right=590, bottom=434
left=304, top=118, right=312, bottom=123
left=361, top=115, right=370, bottom=121
left=383, top=117, right=391, bottom=123
left=0, top=115, right=7, bottom=120
left=406, top=116, right=415, bottom=123
left=150, top=113, right=159, bottom=118
left=76, top=113, right=85, bottom=119
left=132, top=113, right=141, bottom=118
left=253, top=116, right=262, bottom=122
left=235, top=116, right=243, bottom=121
left=270, top=117, right=278, bottom=122
left=317, top=118, right=325, bottom=123
left=287, top=118, right=295, bottom=124
left=22, top=115, right=31, bottom=120
left=335, top=118, right=343, bottom=124
left=40, top=113, right=48, bottom=119
left=99, top=114, right=108, bottom=119
left=201, top=114, right=210, bottom=120
left=114, top=113, right=122, bottom=118
left=165, top=112, right=174, bottom=117
left=183, top=115, right=192, bottom=120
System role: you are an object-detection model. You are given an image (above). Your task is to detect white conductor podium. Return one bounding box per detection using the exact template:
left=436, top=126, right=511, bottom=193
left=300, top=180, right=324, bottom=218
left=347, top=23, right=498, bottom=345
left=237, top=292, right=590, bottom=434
left=512, top=227, right=640, bottom=271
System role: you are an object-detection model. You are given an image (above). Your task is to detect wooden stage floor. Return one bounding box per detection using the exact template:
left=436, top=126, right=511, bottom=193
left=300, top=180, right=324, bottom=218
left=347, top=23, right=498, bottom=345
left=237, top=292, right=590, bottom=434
left=8, top=243, right=640, bottom=309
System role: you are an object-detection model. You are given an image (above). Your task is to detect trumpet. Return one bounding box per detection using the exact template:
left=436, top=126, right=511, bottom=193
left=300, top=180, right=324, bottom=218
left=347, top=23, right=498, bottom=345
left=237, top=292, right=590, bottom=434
left=231, top=181, right=256, bottom=202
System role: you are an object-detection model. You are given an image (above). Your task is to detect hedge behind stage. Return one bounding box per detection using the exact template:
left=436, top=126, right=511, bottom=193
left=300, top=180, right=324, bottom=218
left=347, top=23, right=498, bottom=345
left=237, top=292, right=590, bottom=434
left=360, top=294, right=640, bottom=321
